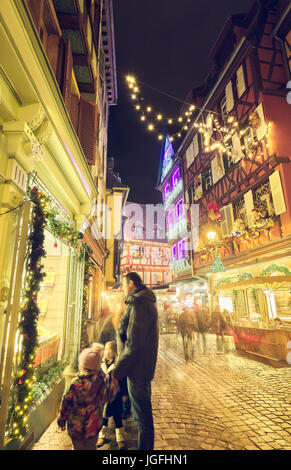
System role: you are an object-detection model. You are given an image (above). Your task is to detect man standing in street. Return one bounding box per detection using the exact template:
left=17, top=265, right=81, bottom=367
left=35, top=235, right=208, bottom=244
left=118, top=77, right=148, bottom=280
left=112, top=272, right=159, bottom=450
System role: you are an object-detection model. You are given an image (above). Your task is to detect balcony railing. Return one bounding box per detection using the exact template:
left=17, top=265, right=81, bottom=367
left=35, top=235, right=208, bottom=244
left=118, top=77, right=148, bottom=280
left=170, top=257, right=191, bottom=274
left=166, top=217, right=187, bottom=241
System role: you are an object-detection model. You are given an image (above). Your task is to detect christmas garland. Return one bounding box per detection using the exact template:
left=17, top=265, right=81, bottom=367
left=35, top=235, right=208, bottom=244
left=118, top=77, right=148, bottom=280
left=260, top=264, right=291, bottom=277
left=8, top=187, right=94, bottom=440
left=9, top=187, right=48, bottom=439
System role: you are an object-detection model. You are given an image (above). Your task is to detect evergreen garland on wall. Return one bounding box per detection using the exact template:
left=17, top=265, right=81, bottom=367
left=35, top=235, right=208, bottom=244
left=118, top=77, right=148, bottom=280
left=9, top=187, right=48, bottom=439
left=8, top=187, right=94, bottom=440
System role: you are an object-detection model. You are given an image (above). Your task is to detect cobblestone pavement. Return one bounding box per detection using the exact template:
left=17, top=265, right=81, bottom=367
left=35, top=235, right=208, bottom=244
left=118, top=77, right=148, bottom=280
left=33, top=333, right=291, bottom=451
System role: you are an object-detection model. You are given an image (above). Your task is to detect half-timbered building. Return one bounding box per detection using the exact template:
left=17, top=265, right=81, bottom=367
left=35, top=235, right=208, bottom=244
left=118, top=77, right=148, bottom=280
left=179, top=0, right=291, bottom=365
left=120, top=203, right=172, bottom=287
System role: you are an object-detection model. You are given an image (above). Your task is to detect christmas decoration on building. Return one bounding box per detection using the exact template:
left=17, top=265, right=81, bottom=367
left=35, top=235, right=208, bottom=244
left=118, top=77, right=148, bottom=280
left=7, top=186, right=93, bottom=439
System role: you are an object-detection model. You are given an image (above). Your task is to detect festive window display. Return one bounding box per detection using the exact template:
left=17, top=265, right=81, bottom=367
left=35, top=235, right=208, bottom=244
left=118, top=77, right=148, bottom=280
left=7, top=187, right=93, bottom=440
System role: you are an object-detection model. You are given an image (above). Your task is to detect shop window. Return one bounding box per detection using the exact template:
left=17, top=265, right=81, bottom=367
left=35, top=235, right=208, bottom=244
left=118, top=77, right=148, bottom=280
left=36, top=230, right=71, bottom=364
left=272, top=289, right=291, bottom=326
left=218, top=295, right=234, bottom=313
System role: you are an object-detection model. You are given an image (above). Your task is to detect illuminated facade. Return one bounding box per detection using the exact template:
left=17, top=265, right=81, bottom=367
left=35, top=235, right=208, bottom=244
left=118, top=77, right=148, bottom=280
left=120, top=203, right=172, bottom=286
left=0, top=0, right=118, bottom=447
left=178, top=0, right=291, bottom=364
left=156, top=134, right=191, bottom=280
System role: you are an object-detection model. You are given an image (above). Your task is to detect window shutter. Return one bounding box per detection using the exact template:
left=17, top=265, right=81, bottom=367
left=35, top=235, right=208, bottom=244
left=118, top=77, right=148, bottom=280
left=193, top=134, right=199, bottom=158
left=225, top=81, right=234, bottom=113
left=211, top=153, right=225, bottom=185
left=231, top=133, right=243, bottom=163
left=57, top=37, right=73, bottom=111
left=220, top=204, right=234, bottom=237
left=78, top=97, right=98, bottom=165
left=69, top=95, right=80, bottom=133
left=244, top=190, right=254, bottom=227
left=186, top=141, right=194, bottom=168
left=236, top=65, right=246, bottom=98
left=269, top=170, right=286, bottom=215
left=254, top=103, right=266, bottom=141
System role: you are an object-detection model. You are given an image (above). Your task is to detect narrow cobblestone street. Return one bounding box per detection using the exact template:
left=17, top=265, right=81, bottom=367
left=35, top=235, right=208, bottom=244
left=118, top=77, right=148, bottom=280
left=32, top=333, right=291, bottom=451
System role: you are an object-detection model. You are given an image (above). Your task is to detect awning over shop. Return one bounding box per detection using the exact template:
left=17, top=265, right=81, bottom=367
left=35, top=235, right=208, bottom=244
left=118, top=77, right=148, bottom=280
left=215, top=275, right=291, bottom=291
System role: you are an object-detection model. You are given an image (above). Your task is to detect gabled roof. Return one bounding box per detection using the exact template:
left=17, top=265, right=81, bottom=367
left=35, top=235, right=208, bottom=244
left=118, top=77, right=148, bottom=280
left=156, top=130, right=178, bottom=191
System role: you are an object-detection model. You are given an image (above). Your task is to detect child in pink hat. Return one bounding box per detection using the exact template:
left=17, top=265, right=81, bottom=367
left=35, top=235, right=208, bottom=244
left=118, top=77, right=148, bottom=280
left=57, top=343, right=118, bottom=450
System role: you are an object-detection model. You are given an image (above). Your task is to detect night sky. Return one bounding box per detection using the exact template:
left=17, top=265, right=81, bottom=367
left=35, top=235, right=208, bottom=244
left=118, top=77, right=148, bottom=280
left=107, top=0, right=254, bottom=205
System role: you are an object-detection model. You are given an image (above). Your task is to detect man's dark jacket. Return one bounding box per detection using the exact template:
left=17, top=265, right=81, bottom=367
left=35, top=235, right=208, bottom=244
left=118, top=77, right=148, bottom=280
left=113, top=286, right=159, bottom=382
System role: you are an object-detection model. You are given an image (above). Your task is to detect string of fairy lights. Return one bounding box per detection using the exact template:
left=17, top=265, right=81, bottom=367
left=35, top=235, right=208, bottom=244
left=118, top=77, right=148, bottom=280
left=125, top=74, right=270, bottom=160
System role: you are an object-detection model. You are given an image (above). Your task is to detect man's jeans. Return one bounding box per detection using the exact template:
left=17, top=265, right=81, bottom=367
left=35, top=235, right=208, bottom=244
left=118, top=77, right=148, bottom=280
left=127, top=378, right=154, bottom=450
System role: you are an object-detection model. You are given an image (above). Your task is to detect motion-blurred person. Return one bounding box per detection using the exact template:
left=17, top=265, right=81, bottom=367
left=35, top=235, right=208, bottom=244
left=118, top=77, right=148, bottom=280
left=195, top=306, right=210, bottom=354
left=211, top=309, right=227, bottom=353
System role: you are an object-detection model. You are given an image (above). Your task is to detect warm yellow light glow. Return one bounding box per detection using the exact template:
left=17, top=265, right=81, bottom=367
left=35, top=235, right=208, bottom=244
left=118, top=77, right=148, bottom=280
left=227, top=116, right=234, bottom=123
left=136, top=105, right=140, bottom=110
left=207, top=231, right=216, bottom=240
left=178, top=117, right=183, bottom=122
left=168, top=119, right=173, bottom=124
left=148, top=124, right=154, bottom=131
left=158, top=135, right=163, bottom=140
left=157, top=114, right=162, bottom=120
left=147, top=106, right=152, bottom=112
left=141, top=115, right=146, bottom=121
left=131, top=94, right=136, bottom=100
